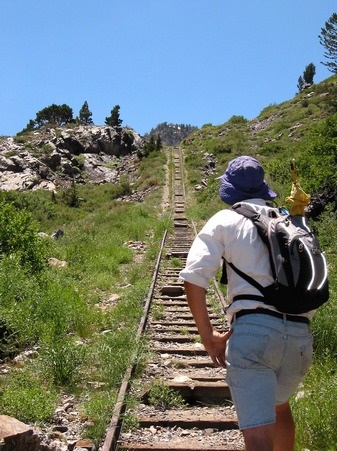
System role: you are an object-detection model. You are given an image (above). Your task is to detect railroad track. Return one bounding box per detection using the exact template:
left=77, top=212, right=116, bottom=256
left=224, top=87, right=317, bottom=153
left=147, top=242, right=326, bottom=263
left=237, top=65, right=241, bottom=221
left=101, top=148, right=245, bottom=451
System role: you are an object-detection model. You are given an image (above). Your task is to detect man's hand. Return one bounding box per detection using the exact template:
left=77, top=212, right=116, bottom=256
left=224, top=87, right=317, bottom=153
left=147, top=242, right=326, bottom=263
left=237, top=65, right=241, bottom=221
left=202, top=329, right=232, bottom=367
left=183, top=281, right=232, bottom=368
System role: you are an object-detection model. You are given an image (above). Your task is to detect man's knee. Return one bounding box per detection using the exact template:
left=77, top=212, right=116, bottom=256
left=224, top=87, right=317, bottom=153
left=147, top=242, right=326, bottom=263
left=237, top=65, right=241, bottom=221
left=242, top=424, right=275, bottom=451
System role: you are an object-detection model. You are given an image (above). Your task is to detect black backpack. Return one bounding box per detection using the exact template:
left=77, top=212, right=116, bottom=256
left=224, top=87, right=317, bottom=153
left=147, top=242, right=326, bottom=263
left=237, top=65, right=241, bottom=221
left=224, top=203, right=329, bottom=314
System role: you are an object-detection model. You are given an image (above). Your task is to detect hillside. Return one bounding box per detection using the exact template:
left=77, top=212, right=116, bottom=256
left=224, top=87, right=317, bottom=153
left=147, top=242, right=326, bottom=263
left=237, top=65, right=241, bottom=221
left=180, top=74, right=337, bottom=219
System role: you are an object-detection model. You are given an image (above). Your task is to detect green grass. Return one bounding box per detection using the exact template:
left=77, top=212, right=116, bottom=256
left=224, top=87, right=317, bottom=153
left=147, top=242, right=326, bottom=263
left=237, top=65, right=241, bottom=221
left=292, top=355, right=337, bottom=450
left=147, top=378, right=185, bottom=410
left=0, top=368, right=58, bottom=424
left=0, top=149, right=170, bottom=442
left=81, top=390, right=118, bottom=446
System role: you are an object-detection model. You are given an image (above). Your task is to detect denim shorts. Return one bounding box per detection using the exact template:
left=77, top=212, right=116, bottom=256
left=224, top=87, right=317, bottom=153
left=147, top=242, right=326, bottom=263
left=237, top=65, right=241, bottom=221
left=225, top=313, right=313, bottom=430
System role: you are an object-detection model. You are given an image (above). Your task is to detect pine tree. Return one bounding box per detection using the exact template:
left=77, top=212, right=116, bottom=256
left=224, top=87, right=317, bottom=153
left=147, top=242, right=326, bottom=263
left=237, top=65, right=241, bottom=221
left=156, top=134, right=162, bottom=151
left=297, top=63, right=316, bottom=93
left=303, top=63, right=316, bottom=85
left=105, top=105, right=123, bottom=127
left=35, top=104, right=73, bottom=127
left=297, top=76, right=304, bottom=93
left=319, top=12, right=337, bottom=73
left=79, top=101, right=93, bottom=125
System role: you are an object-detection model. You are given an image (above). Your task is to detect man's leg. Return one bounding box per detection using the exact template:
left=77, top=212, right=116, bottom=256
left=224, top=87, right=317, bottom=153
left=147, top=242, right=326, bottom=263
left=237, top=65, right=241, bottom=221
left=274, top=401, right=295, bottom=451
left=241, top=402, right=295, bottom=451
left=242, top=424, right=274, bottom=451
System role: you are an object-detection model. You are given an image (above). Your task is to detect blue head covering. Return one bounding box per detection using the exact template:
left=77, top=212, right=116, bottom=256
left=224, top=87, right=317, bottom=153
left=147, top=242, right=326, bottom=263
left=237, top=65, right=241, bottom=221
left=218, top=156, right=277, bottom=205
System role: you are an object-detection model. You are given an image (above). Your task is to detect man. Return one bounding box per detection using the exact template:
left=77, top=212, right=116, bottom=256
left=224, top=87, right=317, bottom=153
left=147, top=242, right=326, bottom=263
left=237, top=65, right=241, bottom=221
left=179, top=156, right=313, bottom=451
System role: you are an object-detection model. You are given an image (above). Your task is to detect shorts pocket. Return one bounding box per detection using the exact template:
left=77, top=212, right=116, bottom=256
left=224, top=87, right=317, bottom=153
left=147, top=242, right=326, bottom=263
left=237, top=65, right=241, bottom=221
left=227, top=332, right=275, bottom=369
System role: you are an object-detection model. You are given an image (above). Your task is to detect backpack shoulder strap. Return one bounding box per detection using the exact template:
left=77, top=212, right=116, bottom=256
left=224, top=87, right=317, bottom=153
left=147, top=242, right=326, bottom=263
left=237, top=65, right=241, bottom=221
left=226, top=260, right=265, bottom=293
left=229, top=203, right=277, bottom=280
left=231, top=203, right=260, bottom=221
left=231, top=203, right=271, bottom=247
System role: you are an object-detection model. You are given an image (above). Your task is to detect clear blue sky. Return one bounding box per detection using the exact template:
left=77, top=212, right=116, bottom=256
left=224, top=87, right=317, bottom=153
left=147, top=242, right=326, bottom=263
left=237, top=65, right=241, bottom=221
left=1, top=1, right=335, bottom=137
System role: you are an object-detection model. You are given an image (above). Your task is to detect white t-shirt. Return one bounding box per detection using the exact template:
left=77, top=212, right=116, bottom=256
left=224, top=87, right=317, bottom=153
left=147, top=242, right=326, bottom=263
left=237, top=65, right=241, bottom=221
left=179, top=198, right=314, bottom=323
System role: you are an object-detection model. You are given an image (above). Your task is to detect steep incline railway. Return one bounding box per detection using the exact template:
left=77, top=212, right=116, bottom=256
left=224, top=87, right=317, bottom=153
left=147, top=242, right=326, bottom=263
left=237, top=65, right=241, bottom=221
left=101, top=148, right=245, bottom=451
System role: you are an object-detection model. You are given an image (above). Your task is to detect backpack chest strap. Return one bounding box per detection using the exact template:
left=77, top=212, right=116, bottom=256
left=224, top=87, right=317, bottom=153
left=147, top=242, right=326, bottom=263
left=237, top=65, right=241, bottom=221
left=233, top=294, right=265, bottom=302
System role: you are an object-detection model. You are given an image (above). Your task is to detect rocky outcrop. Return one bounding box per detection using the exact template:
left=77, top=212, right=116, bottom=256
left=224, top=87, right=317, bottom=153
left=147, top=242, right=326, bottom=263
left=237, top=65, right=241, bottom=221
left=0, top=125, right=144, bottom=191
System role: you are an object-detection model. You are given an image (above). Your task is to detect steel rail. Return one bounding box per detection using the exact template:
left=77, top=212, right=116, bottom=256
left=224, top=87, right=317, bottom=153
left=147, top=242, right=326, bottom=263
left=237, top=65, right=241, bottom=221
left=101, top=230, right=168, bottom=451
left=100, top=147, right=244, bottom=451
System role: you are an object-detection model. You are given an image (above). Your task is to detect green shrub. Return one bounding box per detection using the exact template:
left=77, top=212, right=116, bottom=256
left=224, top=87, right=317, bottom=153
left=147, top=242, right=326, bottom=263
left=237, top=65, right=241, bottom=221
left=0, top=369, right=58, bottom=423
left=0, top=254, right=93, bottom=358
left=298, top=113, right=337, bottom=193
left=34, top=272, right=93, bottom=337
left=0, top=202, right=48, bottom=272
left=0, top=317, right=19, bottom=360
left=273, top=119, right=292, bottom=134
left=40, top=334, right=86, bottom=387
left=13, top=134, right=34, bottom=144
left=228, top=115, right=248, bottom=125
left=0, top=190, right=58, bottom=223
left=0, top=255, right=42, bottom=350
left=259, top=141, right=286, bottom=156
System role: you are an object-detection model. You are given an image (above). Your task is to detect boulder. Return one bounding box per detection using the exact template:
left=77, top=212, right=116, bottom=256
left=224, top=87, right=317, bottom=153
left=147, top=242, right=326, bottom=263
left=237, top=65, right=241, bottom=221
left=0, top=415, right=51, bottom=450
